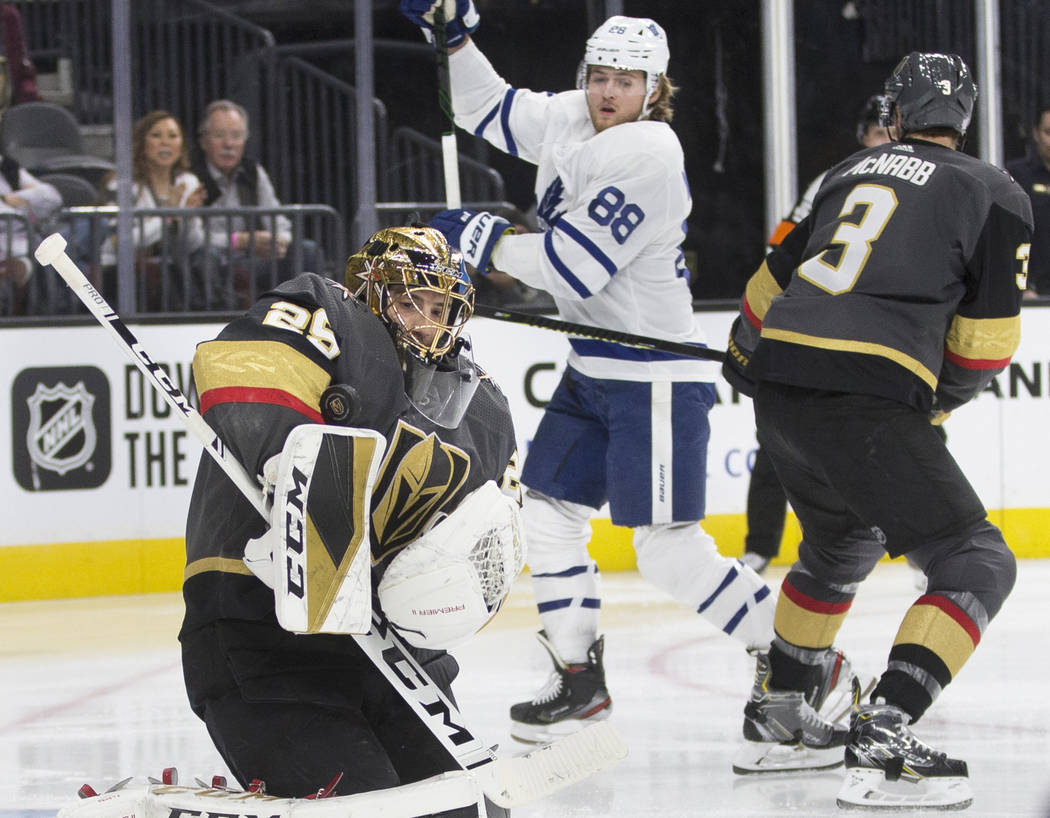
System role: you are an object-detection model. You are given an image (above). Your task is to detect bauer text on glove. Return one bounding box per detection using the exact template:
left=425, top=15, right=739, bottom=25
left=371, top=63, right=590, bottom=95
left=430, top=209, right=512, bottom=275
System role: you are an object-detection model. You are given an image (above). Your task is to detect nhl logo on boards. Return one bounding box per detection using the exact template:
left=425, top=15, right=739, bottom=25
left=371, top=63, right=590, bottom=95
left=12, top=366, right=111, bottom=491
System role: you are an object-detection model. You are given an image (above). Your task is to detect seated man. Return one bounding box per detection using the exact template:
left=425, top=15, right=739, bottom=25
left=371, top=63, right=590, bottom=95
left=192, top=99, right=323, bottom=306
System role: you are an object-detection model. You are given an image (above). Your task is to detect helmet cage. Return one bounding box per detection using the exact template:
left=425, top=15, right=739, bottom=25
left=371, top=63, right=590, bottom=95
left=575, top=15, right=669, bottom=119
left=346, top=227, right=474, bottom=364
left=881, top=52, right=976, bottom=139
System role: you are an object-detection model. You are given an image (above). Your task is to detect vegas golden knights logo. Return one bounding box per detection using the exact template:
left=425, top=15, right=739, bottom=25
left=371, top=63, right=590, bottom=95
left=371, top=420, right=470, bottom=562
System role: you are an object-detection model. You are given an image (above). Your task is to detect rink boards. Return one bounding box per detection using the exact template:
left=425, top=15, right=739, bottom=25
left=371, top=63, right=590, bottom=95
left=2, top=306, right=1049, bottom=601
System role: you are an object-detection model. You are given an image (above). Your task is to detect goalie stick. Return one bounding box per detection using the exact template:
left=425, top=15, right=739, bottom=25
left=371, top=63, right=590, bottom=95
left=35, top=232, right=626, bottom=810
left=474, top=303, right=728, bottom=362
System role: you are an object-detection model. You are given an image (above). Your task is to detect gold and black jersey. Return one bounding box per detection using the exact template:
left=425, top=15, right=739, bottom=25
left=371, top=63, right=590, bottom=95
left=181, top=273, right=517, bottom=634
left=728, top=138, right=1033, bottom=412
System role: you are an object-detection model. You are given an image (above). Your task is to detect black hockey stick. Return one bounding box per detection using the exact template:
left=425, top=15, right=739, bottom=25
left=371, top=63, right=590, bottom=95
left=473, top=303, right=728, bottom=362
left=34, top=232, right=626, bottom=809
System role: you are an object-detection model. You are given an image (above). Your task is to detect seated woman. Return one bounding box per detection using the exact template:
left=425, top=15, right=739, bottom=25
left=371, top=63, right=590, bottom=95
left=99, top=110, right=205, bottom=310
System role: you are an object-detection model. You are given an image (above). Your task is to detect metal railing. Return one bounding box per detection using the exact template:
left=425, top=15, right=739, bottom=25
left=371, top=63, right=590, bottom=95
left=386, top=127, right=506, bottom=205
left=11, top=0, right=508, bottom=245
left=0, top=213, right=39, bottom=317
left=266, top=54, right=389, bottom=218
left=14, top=0, right=276, bottom=127
left=32, top=204, right=345, bottom=316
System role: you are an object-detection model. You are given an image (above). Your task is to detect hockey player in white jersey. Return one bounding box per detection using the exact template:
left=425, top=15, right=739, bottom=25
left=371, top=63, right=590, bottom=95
left=401, top=2, right=788, bottom=743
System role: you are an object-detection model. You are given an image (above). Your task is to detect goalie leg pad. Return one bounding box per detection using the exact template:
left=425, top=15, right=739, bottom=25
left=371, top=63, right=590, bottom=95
left=57, top=774, right=487, bottom=817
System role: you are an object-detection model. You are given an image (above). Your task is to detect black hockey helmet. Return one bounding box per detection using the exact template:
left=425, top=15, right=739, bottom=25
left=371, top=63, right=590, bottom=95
left=880, top=52, right=976, bottom=139
left=856, top=94, right=887, bottom=143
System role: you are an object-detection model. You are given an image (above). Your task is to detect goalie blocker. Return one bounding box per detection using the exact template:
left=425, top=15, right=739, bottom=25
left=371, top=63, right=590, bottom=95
left=244, top=424, right=385, bottom=634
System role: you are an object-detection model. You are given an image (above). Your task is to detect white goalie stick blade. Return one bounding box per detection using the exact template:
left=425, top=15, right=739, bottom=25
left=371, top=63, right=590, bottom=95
left=477, top=722, right=629, bottom=808
left=836, top=766, right=973, bottom=811
left=732, top=740, right=845, bottom=775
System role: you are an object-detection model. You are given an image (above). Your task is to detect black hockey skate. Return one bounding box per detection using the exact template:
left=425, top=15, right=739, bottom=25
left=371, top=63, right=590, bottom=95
left=733, top=649, right=853, bottom=774
left=509, top=630, right=611, bottom=745
left=837, top=703, right=972, bottom=810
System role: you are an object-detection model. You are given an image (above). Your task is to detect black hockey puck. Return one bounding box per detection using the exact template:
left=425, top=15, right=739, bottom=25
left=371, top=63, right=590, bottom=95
left=321, top=384, right=361, bottom=424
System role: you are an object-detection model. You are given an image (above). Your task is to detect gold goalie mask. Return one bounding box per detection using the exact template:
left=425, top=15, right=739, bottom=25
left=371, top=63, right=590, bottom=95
left=346, top=226, right=480, bottom=427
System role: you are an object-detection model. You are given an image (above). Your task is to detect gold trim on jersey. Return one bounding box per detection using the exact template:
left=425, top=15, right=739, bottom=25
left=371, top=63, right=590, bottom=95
left=760, top=327, right=937, bottom=388
left=193, top=340, right=330, bottom=407
left=893, top=604, right=975, bottom=676
left=184, top=556, right=255, bottom=581
left=744, top=261, right=782, bottom=322
left=945, top=314, right=1020, bottom=363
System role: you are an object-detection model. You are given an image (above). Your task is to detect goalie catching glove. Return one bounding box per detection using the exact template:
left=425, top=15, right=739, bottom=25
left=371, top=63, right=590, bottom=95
left=244, top=423, right=386, bottom=635
left=400, top=0, right=480, bottom=47
left=378, top=480, right=526, bottom=650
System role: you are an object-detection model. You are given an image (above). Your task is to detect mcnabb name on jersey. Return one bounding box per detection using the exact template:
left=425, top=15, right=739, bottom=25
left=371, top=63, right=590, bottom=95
left=845, top=147, right=937, bottom=186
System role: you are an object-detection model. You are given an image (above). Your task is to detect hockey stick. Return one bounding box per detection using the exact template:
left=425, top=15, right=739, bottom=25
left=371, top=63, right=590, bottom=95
left=474, top=303, right=728, bottom=362
left=434, top=5, right=461, bottom=209
left=35, top=232, right=626, bottom=809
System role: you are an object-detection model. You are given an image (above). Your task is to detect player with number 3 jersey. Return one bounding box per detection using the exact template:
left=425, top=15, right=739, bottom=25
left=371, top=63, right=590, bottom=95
left=724, top=53, right=1032, bottom=809
left=403, top=2, right=787, bottom=746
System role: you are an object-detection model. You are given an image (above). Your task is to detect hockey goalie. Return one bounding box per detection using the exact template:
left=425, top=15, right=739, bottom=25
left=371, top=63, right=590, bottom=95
left=60, top=226, right=525, bottom=817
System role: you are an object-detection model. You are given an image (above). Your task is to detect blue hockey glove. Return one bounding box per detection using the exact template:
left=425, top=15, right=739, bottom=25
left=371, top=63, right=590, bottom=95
left=430, top=209, right=512, bottom=275
left=400, top=0, right=480, bottom=47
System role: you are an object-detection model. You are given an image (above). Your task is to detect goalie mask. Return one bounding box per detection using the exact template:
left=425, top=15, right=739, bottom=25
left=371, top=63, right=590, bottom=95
left=347, top=226, right=480, bottom=427
left=575, top=15, right=669, bottom=119
left=881, top=52, right=976, bottom=141
left=346, top=226, right=474, bottom=365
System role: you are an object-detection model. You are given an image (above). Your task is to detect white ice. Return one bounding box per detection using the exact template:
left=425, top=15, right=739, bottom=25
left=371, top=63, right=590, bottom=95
left=2, top=560, right=1048, bottom=817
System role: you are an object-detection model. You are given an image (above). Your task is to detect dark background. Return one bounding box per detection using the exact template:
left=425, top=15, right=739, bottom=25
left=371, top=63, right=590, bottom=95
left=210, top=0, right=1045, bottom=300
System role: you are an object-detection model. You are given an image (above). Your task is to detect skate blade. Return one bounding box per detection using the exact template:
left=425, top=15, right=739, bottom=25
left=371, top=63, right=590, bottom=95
left=837, top=766, right=973, bottom=810
left=510, top=709, right=612, bottom=746
left=732, top=740, right=844, bottom=775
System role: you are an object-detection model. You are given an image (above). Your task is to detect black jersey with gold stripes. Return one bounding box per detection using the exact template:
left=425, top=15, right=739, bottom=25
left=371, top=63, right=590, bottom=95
left=181, top=272, right=517, bottom=634
left=727, top=138, right=1033, bottom=413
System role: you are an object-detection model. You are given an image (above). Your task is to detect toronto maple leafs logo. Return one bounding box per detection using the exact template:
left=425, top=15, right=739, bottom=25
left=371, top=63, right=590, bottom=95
left=537, top=176, right=566, bottom=230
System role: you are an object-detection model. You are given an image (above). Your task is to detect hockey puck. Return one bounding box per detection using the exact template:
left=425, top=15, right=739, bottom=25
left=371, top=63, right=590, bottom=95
left=321, top=384, right=361, bottom=424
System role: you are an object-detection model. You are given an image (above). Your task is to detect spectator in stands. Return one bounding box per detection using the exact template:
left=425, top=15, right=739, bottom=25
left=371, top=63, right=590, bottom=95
left=1006, top=103, right=1050, bottom=296
left=0, top=153, right=60, bottom=313
left=192, top=99, right=322, bottom=303
left=98, top=110, right=206, bottom=310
